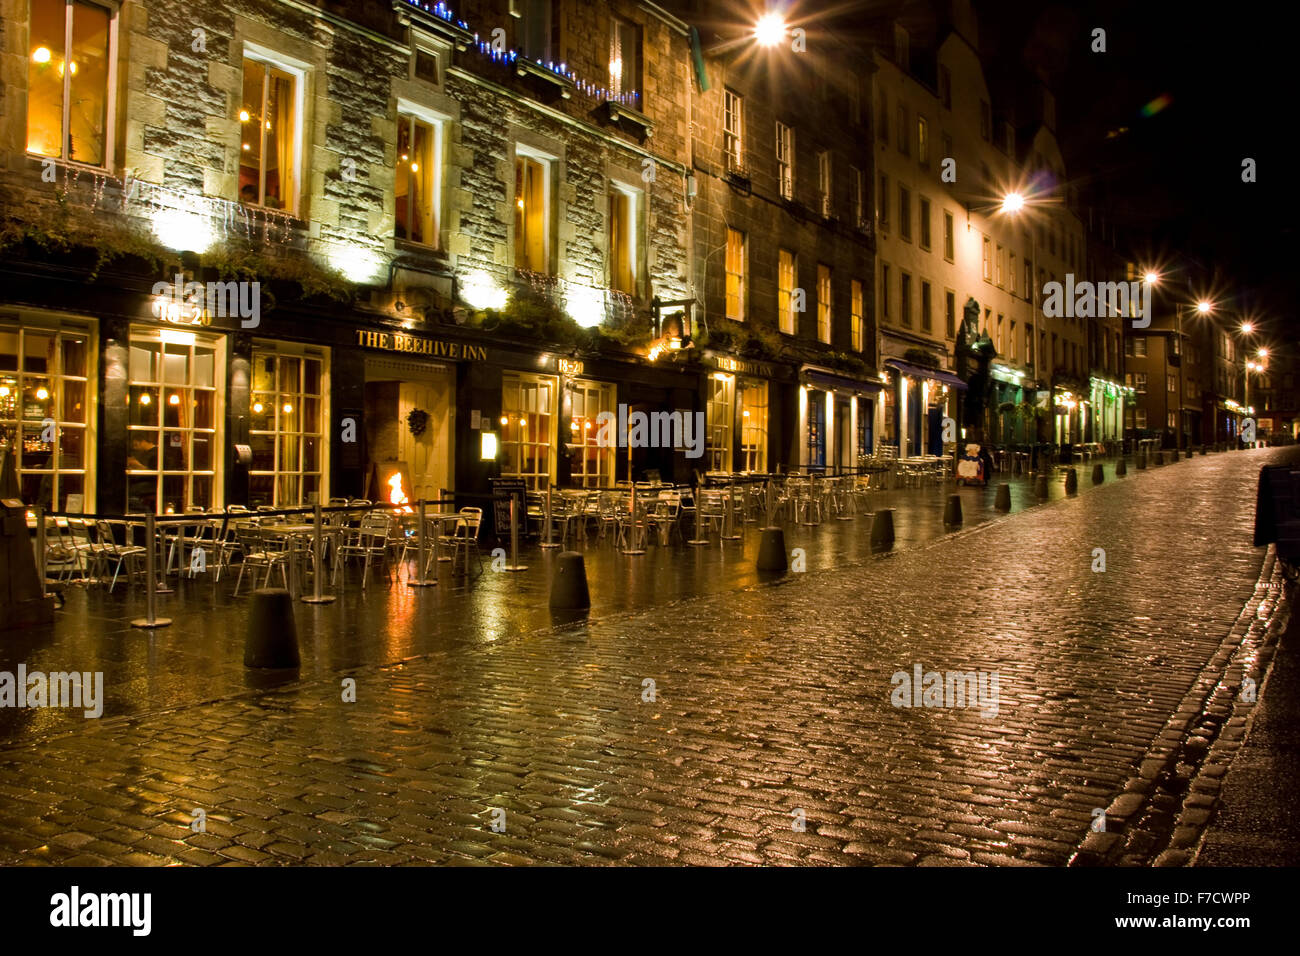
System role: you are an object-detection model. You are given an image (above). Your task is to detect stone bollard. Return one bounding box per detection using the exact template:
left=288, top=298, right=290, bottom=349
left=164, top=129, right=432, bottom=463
left=245, top=589, right=300, bottom=669
left=943, top=495, right=962, bottom=526
left=994, top=483, right=1011, bottom=511
left=1200, top=445, right=1208, bottom=456
left=548, top=551, right=591, bottom=609
left=1092, top=463, right=1104, bottom=485
left=1171, top=448, right=1180, bottom=462
left=870, top=508, right=895, bottom=549
left=1137, top=452, right=1147, bottom=470
left=1065, top=468, right=1078, bottom=495
left=1154, top=451, right=1164, bottom=466
left=1034, top=473, right=1049, bottom=499
left=1115, top=458, right=1128, bottom=477
left=756, top=527, right=789, bottom=572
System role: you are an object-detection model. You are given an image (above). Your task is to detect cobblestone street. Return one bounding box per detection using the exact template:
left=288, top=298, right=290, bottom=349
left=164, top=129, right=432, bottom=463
left=0, top=448, right=1292, bottom=866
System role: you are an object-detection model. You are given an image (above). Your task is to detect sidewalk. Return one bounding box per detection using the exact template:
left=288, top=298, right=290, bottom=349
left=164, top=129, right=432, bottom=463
left=0, top=458, right=1168, bottom=743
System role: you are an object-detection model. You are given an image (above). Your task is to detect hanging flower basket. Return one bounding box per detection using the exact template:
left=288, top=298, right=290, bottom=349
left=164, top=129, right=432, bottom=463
left=407, top=408, right=430, bottom=437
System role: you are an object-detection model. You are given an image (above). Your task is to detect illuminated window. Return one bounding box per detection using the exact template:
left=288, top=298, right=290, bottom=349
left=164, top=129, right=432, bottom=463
left=706, top=373, right=734, bottom=472
left=996, top=244, right=1004, bottom=287
left=239, top=53, right=300, bottom=212
left=852, top=166, right=865, bottom=228
left=608, top=183, right=641, bottom=295
left=396, top=110, right=442, bottom=248
left=609, top=17, right=640, bottom=103
left=778, top=249, right=797, bottom=335
left=851, top=279, right=864, bottom=352
left=917, top=116, right=928, bottom=165
left=250, top=345, right=327, bottom=507
left=806, top=388, right=826, bottom=468
left=817, top=265, right=832, bottom=344
left=818, top=150, right=832, bottom=217
left=740, top=379, right=768, bottom=472
left=776, top=122, right=793, bottom=199
left=725, top=227, right=746, bottom=320
left=514, top=150, right=552, bottom=273
left=0, top=318, right=94, bottom=512
left=982, top=237, right=992, bottom=281
left=126, top=328, right=224, bottom=514
left=26, top=0, right=114, bottom=166
left=1009, top=252, right=1017, bottom=295
left=567, top=379, right=615, bottom=488
left=501, top=372, right=556, bottom=490
left=943, top=210, right=954, bottom=261
left=724, top=89, right=743, bottom=171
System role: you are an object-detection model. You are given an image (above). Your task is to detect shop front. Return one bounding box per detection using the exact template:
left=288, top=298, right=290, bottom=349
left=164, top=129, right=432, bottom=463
left=881, top=359, right=966, bottom=458
left=1087, top=376, right=1130, bottom=446
left=798, top=366, right=884, bottom=473
left=700, top=351, right=785, bottom=475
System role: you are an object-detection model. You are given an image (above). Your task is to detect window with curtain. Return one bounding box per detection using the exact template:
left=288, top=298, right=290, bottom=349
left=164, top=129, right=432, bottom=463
left=396, top=113, right=439, bottom=247
left=817, top=265, right=832, bottom=344
left=0, top=319, right=94, bottom=512
left=239, top=56, right=297, bottom=212
left=725, top=228, right=746, bottom=320
left=567, top=380, right=615, bottom=488
left=608, top=185, right=640, bottom=294
left=806, top=389, right=826, bottom=469
left=740, top=379, right=767, bottom=473
left=501, top=372, right=556, bottom=490
left=609, top=17, right=640, bottom=104
left=249, top=346, right=327, bottom=507
left=776, top=122, right=793, bottom=199
left=514, top=153, right=550, bottom=273
left=778, top=249, right=797, bottom=334
left=706, top=373, right=734, bottom=472
left=851, top=279, right=864, bottom=352
left=26, top=0, right=114, bottom=166
left=723, top=89, right=743, bottom=170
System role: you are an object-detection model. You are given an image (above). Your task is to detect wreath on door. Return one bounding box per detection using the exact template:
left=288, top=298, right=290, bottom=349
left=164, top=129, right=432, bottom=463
left=407, top=408, right=430, bottom=437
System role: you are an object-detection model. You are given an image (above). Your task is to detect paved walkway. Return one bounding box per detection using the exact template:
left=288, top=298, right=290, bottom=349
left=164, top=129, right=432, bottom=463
left=0, top=448, right=1289, bottom=866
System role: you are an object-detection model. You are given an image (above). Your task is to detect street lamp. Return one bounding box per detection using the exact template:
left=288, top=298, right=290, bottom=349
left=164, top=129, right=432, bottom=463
left=754, top=12, right=786, bottom=47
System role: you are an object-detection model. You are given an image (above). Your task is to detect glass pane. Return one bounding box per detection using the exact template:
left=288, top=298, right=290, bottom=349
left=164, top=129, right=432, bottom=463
left=162, top=430, right=188, bottom=470
left=252, top=354, right=274, bottom=392
left=26, top=0, right=64, bottom=158
left=278, top=434, right=300, bottom=472
left=24, top=333, right=52, bottom=373
left=277, top=474, right=299, bottom=506
left=23, top=422, right=54, bottom=468
left=263, top=70, right=294, bottom=210
left=60, top=475, right=84, bottom=512
left=193, top=347, right=215, bottom=388
left=60, top=378, right=86, bottom=423
left=278, top=356, right=300, bottom=393
left=193, top=389, right=215, bottom=429
left=191, top=477, right=212, bottom=511
left=23, top=379, right=53, bottom=421
left=129, top=386, right=159, bottom=426
left=192, top=433, right=212, bottom=471
left=0, top=376, right=17, bottom=419
left=22, top=474, right=52, bottom=512
left=249, top=476, right=274, bottom=508
left=251, top=432, right=274, bottom=471
left=127, top=430, right=158, bottom=470
left=304, top=357, right=320, bottom=394
left=303, top=474, right=320, bottom=503
left=58, top=426, right=84, bottom=469
left=0, top=332, right=17, bottom=371
left=128, top=475, right=156, bottom=514
left=411, top=119, right=433, bottom=244
left=163, top=345, right=188, bottom=384
left=129, top=344, right=157, bottom=382
left=250, top=394, right=273, bottom=430
left=396, top=118, right=412, bottom=241
left=162, top=391, right=188, bottom=428
left=61, top=336, right=88, bottom=377
left=303, top=435, right=319, bottom=470
left=161, top=475, right=185, bottom=514
left=278, top=398, right=297, bottom=433
left=302, top=396, right=319, bottom=433
left=68, top=0, right=110, bottom=165
left=239, top=59, right=265, bottom=204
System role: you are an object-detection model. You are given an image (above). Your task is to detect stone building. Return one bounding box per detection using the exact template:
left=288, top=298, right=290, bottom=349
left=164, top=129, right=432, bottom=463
left=0, top=0, right=703, bottom=515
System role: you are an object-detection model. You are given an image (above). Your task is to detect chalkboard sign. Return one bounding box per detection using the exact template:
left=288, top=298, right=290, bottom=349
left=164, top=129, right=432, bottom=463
left=489, top=477, right=527, bottom=539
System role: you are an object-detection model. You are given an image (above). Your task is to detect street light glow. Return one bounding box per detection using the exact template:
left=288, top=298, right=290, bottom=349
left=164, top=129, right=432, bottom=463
left=1258, top=347, right=1269, bottom=358
left=1143, top=271, right=1159, bottom=284
left=754, top=13, right=786, bottom=47
left=1001, top=192, right=1024, bottom=214
left=1196, top=300, right=1212, bottom=314
left=1241, top=322, right=1254, bottom=334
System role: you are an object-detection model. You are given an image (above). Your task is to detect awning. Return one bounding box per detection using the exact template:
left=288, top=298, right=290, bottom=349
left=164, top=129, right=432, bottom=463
left=884, top=360, right=968, bottom=390
left=801, top=368, right=884, bottom=394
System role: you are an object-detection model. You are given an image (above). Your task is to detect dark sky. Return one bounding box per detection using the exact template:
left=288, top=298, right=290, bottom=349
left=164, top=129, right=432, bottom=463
left=976, top=0, right=1295, bottom=337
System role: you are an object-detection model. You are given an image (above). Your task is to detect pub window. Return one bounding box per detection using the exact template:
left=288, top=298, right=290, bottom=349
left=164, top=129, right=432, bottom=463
left=806, top=388, right=826, bottom=469
left=0, top=318, right=94, bottom=512
left=126, top=328, right=223, bottom=514
left=239, top=51, right=301, bottom=213
left=501, top=372, right=556, bottom=490
left=706, top=373, right=735, bottom=472
left=26, top=0, right=115, bottom=167
left=249, top=345, right=327, bottom=507
left=608, top=183, right=641, bottom=295
left=725, top=227, right=746, bottom=320
left=567, top=379, right=615, bottom=488
left=396, top=108, right=444, bottom=248
left=514, top=148, right=553, bottom=273
left=778, top=249, right=797, bottom=335
left=740, top=379, right=768, bottom=473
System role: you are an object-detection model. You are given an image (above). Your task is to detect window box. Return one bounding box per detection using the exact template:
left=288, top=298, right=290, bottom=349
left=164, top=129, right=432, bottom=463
left=390, top=1, right=475, bottom=50
left=515, top=57, right=575, bottom=98
left=602, top=101, right=654, bottom=138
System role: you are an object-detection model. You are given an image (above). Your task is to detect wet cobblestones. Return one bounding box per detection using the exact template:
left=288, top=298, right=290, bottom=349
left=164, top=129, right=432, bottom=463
left=0, top=448, right=1291, bottom=865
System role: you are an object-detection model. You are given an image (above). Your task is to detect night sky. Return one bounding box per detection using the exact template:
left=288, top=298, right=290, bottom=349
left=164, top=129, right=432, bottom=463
left=977, top=0, right=1295, bottom=338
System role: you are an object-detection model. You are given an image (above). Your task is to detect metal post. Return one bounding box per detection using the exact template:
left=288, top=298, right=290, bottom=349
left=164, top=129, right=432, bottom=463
left=35, top=506, right=46, bottom=595
left=622, top=482, right=645, bottom=554
left=132, top=513, right=172, bottom=628
left=687, top=480, right=710, bottom=546
left=408, top=499, right=436, bottom=588
left=304, top=502, right=337, bottom=602
left=721, top=478, right=741, bottom=540
left=504, top=495, right=528, bottom=571
left=765, top=477, right=775, bottom=528
left=540, top=483, right=559, bottom=549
